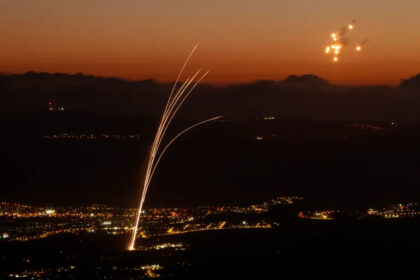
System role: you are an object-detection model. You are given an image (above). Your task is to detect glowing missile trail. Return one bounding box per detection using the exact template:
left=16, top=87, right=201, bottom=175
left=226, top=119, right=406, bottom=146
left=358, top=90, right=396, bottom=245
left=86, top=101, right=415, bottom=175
left=149, top=116, right=223, bottom=181
left=128, top=47, right=222, bottom=251
left=165, top=44, right=198, bottom=113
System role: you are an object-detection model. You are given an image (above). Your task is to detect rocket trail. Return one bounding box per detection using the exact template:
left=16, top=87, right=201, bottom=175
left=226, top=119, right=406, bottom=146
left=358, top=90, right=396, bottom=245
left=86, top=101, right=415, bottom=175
left=165, top=44, right=198, bottom=113
left=128, top=47, right=222, bottom=251
left=149, top=116, right=223, bottom=180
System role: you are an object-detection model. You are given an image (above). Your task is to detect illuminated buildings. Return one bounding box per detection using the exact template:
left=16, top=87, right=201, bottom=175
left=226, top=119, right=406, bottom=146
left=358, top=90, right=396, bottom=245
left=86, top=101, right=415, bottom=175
left=366, top=203, right=420, bottom=218
left=0, top=196, right=301, bottom=242
left=47, top=101, right=64, bottom=111
left=43, top=133, right=141, bottom=141
left=1, top=198, right=418, bottom=243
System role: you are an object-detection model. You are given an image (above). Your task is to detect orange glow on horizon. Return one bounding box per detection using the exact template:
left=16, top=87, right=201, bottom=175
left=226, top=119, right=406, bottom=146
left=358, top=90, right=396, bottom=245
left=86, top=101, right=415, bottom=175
left=0, top=1, right=419, bottom=86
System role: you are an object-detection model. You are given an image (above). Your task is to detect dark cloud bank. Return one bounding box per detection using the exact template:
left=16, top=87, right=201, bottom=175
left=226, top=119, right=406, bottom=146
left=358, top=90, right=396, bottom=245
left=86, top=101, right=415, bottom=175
left=1, top=71, right=420, bottom=121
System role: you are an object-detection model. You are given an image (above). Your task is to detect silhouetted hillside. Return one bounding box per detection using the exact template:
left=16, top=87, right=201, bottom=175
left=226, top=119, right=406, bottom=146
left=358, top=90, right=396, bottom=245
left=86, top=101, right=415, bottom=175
left=2, top=72, right=420, bottom=121
left=401, top=73, right=420, bottom=90
left=280, top=74, right=330, bottom=89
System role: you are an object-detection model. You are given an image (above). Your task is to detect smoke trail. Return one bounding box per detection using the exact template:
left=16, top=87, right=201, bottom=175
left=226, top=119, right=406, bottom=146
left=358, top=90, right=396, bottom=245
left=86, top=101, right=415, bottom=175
left=128, top=47, right=222, bottom=251
left=360, top=39, right=370, bottom=46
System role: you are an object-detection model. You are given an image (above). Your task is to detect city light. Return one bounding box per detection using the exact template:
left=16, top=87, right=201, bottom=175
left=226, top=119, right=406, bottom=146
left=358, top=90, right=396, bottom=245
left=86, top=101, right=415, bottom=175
left=0, top=196, right=302, bottom=242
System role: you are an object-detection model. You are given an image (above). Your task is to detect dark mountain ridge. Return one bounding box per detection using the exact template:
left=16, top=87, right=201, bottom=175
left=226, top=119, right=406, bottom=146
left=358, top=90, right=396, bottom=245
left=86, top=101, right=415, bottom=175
left=1, top=71, right=420, bottom=121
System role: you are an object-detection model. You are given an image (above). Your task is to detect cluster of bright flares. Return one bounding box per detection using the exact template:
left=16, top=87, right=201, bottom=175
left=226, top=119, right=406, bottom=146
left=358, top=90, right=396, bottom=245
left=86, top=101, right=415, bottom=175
left=324, top=21, right=363, bottom=63
left=128, top=45, right=222, bottom=251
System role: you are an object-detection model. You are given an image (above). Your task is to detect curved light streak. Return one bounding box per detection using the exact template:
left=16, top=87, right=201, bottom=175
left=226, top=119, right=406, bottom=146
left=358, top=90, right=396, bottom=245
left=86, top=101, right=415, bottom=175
left=128, top=47, right=221, bottom=251
left=149, top=116, right=223, bottom=181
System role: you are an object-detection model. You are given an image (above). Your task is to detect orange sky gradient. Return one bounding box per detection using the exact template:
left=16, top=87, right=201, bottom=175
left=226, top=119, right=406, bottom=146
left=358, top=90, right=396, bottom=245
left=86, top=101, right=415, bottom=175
left=1, top=0, right=420, bottom=86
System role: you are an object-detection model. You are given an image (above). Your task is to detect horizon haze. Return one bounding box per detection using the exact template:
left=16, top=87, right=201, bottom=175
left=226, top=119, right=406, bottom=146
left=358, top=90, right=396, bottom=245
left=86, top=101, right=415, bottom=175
left=2, top=1, right=420, bottom=85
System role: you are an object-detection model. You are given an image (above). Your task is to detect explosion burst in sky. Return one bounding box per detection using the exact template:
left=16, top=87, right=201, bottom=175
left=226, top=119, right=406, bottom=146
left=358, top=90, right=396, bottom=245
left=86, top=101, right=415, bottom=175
left=325, top=20, right=366, bottom=63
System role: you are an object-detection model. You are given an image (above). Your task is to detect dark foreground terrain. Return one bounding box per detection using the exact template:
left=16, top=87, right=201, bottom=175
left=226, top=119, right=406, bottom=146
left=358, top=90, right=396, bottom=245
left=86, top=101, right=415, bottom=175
left=2, top=112, right=420, bottom=209
left=1, top=112, right=420, bottom=278
left=1, top=217, right=419, bottom=279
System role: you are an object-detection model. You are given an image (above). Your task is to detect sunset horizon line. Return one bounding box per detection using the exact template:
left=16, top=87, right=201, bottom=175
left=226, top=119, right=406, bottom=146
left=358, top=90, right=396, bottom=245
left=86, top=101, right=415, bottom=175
left=2, top=69, right=414, bottom=87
